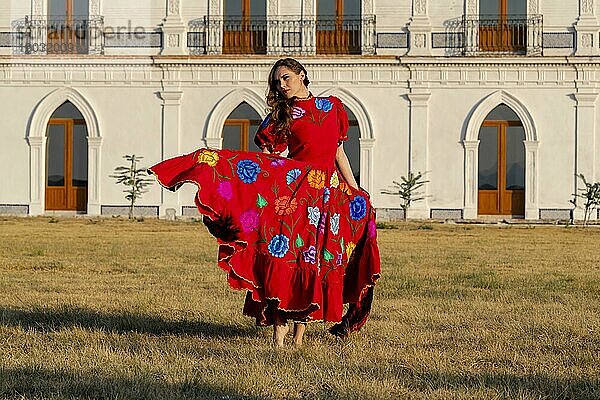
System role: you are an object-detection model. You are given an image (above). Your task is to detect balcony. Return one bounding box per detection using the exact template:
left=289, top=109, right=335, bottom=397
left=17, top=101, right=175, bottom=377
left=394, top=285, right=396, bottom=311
left=12, top=15, right=104, bottom=55
left=188, top=15, right=376, bottom=56
left=463, top=14, right=543, bottom=56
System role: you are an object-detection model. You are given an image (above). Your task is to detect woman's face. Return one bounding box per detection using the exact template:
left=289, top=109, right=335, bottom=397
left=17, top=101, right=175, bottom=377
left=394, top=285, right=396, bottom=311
left=273, top=66, right=307, bottom=99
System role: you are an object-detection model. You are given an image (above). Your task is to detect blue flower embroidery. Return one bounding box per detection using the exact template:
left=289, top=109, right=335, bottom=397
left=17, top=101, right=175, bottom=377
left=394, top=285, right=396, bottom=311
left=307, top=206, right=321, bottom=227
left=236, top=159, right=261, bottom=184
left=323, top=187, right=330, bottom=203
left=315, top=98, right=333, bottom=112
left=349, top=195, right=367, bottom=220
left=286, top=168, right=302, bottom=184
left=302, top=245, right=317, bottom=264
left=268, top=234, right=290, bottom=258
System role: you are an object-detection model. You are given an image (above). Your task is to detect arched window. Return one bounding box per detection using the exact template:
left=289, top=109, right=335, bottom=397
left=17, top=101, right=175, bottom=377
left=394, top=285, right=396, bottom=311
left=478, top=104, right=525, bottom=216
left=222, top=102, right=262, bottom=152
left=46, top=101, right=88, bottom=212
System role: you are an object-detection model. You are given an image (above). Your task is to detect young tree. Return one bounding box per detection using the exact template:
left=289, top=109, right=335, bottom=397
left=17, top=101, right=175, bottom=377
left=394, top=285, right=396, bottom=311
left=110, top=154, right=154, bottom=219
left=570, top=173, right=600, bottom=226
left=381, top=171, right=428, bottom=220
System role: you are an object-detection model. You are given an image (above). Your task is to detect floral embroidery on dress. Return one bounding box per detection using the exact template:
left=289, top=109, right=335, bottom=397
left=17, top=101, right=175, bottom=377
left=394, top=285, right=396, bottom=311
left=286, top=168, right=302, bottom=185
left=349, top=195, right=367, bottom=220
left=268, top=234, right=290, bottom=258
left=291, top=106, right=306, bottom=119
left=307, top=206, right=320, bottom=227
left=330, top=171, right=339, bottom=188
left=318, top=211, right=327, bottom=234
left=240, top=209, right=260, bottom=232
left=197, top=149, right=219, bottom=166
left=330, top=213, right=340, bottom=235
left=323, top=187, right=330, bottom=203
left=315, top=98, right=333, bottom=112
left=217, top=180, right=233, bottom=200
left=346, top=241, right=356, bottom=260
left=274, top=196, right=298, bottom=216
left=308, top=170, right=326, bottom=189
left=302, top=245, right=317, bottom=264
left=270, top=159, right=286, bottom=167
left=237, top=160, right=261, bottom=184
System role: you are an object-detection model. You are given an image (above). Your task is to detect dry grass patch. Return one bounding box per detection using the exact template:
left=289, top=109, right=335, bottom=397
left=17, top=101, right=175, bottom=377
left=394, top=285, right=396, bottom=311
left=0, top=217, right=599, bottom=399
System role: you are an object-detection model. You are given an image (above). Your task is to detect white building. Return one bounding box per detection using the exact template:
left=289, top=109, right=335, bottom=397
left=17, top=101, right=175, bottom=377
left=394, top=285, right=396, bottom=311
left=0, top=0, right=598, bottom=221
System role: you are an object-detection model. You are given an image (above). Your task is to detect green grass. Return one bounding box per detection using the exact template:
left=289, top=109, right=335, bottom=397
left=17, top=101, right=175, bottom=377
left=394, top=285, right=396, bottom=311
left=0, top=217, right=599, bottom=399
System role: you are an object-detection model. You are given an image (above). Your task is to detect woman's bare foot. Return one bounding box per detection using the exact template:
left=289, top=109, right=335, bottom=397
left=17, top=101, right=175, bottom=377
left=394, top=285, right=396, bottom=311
left=273, top=323, right=289, bottom=347
left=292, top=322, right=306, bottom=347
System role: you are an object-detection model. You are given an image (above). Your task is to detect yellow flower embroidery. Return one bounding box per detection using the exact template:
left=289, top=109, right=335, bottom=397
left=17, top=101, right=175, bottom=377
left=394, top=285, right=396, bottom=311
left=330, top=171, right=339, bottom=188
left=197, top=149, right=219, bottom=167
left=308, top=169, right=326, bottom=189
left=346, top=241, right=356, bottom=260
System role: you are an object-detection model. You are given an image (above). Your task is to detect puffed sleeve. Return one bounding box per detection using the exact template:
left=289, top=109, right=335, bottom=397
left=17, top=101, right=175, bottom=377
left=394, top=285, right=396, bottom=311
left=332, top=96, right=349, bottom=145
left=254, top=114, right=287, bottom=154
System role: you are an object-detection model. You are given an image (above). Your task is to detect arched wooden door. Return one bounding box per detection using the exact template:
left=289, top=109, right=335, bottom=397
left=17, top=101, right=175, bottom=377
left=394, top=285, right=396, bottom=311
left=45, top=101, right=88, bottom=212
left=478, top=104, right=525, bottom=217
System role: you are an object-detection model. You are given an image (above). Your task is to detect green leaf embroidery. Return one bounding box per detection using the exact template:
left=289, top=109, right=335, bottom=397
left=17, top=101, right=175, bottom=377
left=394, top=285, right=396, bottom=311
left=256, top=194, right=268, bottom=208
left=323, top=249, right=334, bottom=262
left=340, top=238, right=345, bottom=253
left=295, top=234, right=304, bottom=248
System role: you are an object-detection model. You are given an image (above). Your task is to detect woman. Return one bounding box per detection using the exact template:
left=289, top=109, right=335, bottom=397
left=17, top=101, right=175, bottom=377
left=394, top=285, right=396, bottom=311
left=149, top=58, right=380, bottom=347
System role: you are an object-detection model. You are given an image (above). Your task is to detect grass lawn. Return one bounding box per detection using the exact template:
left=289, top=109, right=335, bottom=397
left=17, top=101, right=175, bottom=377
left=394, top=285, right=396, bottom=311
left=0, top=217, right=599, bottom=399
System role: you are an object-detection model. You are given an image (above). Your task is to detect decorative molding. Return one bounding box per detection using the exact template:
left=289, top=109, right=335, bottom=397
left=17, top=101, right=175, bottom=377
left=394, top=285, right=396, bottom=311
left=582, top=0, right=594, bottom=15
left=168, top=0, right=180, bottom=15
left=104, top=32, right=162, bottom=48
left=377, top=33, right=408, bottom=48
left=543, top=32, right=575, bottom=48
left=414, top=0, right=427, bottom=15
left=90, top=0, right=100, bottom=15
left=268, top=0, right=278, bottom=15
left=362, top=0, right=373, bottom=14
left=27, top=87, right=102, bottom=216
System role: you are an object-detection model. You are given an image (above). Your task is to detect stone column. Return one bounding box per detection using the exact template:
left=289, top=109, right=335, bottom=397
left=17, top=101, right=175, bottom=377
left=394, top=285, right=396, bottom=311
left=87, top=137, right=103, bottom=216
left=159, top=90, right=183, bottom=216
left=359, top=138, right=375, bottom=194
left=574, top=0, right=599, bottom=56
left=161, top=0, right=187, bottom=55
left=28, top=136, right=46, bottom=216
left=407, top=0, right=432, bottom=56
left=407, top=92, right=431, bottom=219
left=573, top=91, right=598, bottom=220
left=463, top=140, right=479, bottom=220
left=523, top=140, right=539, bottom=220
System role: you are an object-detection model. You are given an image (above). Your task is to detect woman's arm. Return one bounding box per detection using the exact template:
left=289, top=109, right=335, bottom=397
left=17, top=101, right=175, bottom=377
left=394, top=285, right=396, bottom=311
left=335, top=144, right=359, bottom=190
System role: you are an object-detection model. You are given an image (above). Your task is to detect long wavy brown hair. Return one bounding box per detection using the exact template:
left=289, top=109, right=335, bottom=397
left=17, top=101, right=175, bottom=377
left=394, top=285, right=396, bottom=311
left=266, top=58, right=310, bottom=142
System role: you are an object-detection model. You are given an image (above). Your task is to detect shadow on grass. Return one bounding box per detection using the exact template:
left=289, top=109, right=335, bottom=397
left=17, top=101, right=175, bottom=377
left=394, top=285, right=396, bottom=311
left=0, top=366, right=266, bottom=399
left=0, top=306, right=257, bottom=338
left=412, top=370, right=600, bottom=400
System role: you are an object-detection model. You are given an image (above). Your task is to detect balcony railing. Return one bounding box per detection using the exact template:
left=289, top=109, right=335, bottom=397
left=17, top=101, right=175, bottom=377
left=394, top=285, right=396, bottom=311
left=188, top=15, right=375, bottom=55
left=463, top=14, right=542, bottom=55
left=12, top=15, right=104, bottom=55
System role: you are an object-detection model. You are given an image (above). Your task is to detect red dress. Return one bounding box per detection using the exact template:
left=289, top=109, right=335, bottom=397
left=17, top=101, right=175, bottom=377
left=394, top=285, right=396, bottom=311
left=149, top=96, right=380, bottom=334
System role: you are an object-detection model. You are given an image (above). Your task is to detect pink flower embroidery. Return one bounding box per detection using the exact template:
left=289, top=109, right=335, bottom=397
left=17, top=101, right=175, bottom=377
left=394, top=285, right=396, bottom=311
left=239, top=209, right=259, bottom=233
left=291, top=106, right=306, bottom=119
left=217, top=180, right=233, bottom=201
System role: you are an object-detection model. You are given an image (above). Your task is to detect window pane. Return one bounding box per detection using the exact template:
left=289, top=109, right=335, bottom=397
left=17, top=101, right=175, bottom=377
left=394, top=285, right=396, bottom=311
left=318, top=0, right=337, bottom=16
left=248, top=123, right=262, bottom=153
left=506, top=126, right=525, bottom=190
left=478, top=126, right=498, bottom=190
left=485, top=104, right=520, bottom=121
left=51, top=101, right=84, bottom=119
left=479, top=0, right=499, bottom=16
left=344, top=0, right=361, bottom=16
left=507, top=0, right=526, bottom=16
left=48, top=0, right=67, bottom=17
left=250, top=0, right=266, bottom=16
left=72, top=124, right=88, bottom=187
left=225, top=0, right=243, bottom=17
left=73, top=0, right=89, bottom=17
left=47, top=124, right=65, bottom=186
left=223, top=124, right=243, bottom=150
